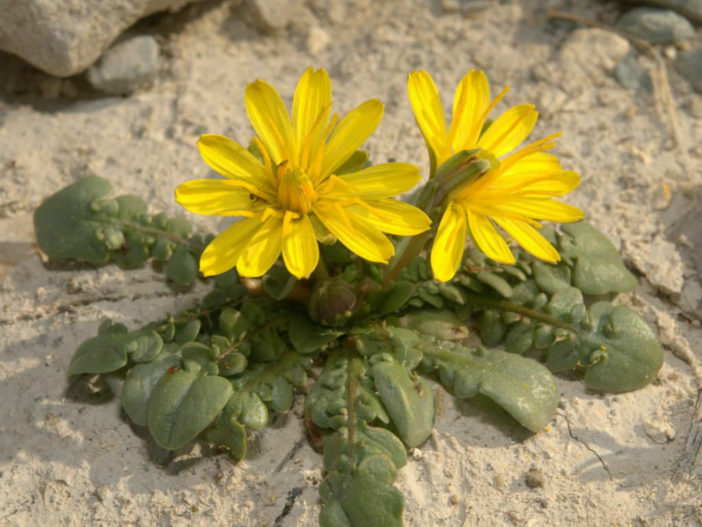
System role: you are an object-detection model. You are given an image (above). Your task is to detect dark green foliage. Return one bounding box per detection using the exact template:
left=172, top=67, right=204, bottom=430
left=34, top=177, right=204, bottom=286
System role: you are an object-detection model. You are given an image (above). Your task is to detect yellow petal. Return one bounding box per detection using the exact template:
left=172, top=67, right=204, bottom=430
left=292, top=68, right=332, bottom=157
left=198, top=134, right=275, bottom=196
left=466, top=209, right=515, bottom=264
left=431, top=202, right=467, bottom=282
left=497, top=169, right=581, bottom=197
left=321, top=99, right=384, bottom=179
left=314, top=202, right=394, bottom=263
left=236, top=215, right=284, bottom=277
left=199, top=218, right=261, bottom=276
left=281, top=212, right=319, bottom=279
left=478, top=104, right=538, bottom=158
left=496, top=198, right=585, bottom=223
left=448, top=70, right=490, bottom=153
left=338, top=163, right=421, bottom=199
left=408, top=70, right=448, bottom=161
left=175, top=179, right=268, bottom=216
left=493, top=216, right=561, bottom=263
left=245, top=79, right=296, bottom=165
left=347, top=200, right=431, bottom=236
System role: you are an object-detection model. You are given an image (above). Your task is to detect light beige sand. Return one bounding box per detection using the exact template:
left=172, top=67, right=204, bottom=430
left=1, top=1, right=701, bottom=525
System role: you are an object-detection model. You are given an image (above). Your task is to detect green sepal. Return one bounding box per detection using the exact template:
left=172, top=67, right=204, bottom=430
left=147, top=368, right=233, bottom=450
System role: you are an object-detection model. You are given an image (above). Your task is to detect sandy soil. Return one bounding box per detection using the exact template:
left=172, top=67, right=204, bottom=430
left=1, top=0, right=701, bottom=525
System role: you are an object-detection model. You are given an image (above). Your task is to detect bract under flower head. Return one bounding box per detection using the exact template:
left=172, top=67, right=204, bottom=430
left=176, top=67, right=430, bottom=279
left=408, top=69, right=584, bottom=281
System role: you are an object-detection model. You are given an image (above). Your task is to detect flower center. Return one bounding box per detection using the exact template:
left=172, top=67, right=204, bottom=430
left=277, top=164, right=317, bottom=214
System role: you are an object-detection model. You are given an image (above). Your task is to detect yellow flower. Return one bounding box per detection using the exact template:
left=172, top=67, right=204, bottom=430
left=176, top=67, right=430, bottom=279
left=408, top=69, right=584, bottom=281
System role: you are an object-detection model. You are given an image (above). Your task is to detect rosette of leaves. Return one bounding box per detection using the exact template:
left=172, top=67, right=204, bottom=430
left=34, top=176, right=204, bottom=286
left=37, top=179, right=663, bottom=527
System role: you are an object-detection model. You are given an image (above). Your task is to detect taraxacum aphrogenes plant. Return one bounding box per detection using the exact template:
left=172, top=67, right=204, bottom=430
left=34, top=67, right=662, bottom=527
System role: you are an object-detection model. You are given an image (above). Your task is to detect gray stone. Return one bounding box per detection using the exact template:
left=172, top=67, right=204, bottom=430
left=558, top=28, right=631, bottom=77
left=614, top=54, right=653, bottom=92
left=617, top=8, right=695, bottom=44
left=240, top=0, right=303, bottom=33
left=0, top=0, right=202, bottom=77
left=618, top=0, right=702, bottom=24
left=674, top=47, right=702, bottom=93
left=87, top=36, right=160, bottom=95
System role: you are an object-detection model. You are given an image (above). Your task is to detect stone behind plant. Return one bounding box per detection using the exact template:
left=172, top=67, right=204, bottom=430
left=87, top=36, right=161, bottom=95
left=616, top=7, right=695, bottom=44
left=0, top=0, right=203, bottom=77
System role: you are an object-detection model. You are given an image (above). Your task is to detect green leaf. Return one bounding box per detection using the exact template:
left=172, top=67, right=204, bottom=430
left=174, top=319, right=201, bottom=343
left=422, top=342, right=558, bottom=432
left=320, top=473, right=404, bottom=527
left=371, top=359, right=434, bottom=448
left=69, top=333, right=130, bottom=375
left=370, top=280, right=415, bottom=315
left=166, top=245, right=197, bottom=286
left=128, top=330, right=164, bottom=362
left=115, top=195, right=147, bottom=220
left=390, top=309, right=469, bottom=341
left=288, top=315, right=341, bottom=354
left=560, top=222, right=637, bottom=295
left=147, top=369, right=233, bottom=449
left=34, top=176, right=113, bottom=263
left=206, top=400, right=248, bottom=459
left=121, top=353, right=180, bottom=426
left=580, top=302, right=663, bottom=392
left=532, top=260, right=571, bottom=295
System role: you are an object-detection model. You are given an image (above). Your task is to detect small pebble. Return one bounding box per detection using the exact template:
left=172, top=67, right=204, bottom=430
left=525, top=467, right=544, bottom=488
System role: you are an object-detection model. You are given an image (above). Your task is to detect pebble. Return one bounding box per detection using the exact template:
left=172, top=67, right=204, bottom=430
left=614, top=54, right=653, bottom=92
left=559, top=28, right=631, bottom=74
left=525, top=467, right=544, bottom=488
left=306, top=25, right=330, bottom=55
left=674, top=47, right=702, bottom=94
left=241, top=0, right=302, bottom=33
left=86, top=35, right=160, bottom=96
left=642, top=419, right=676, bottom=443
left=617, top=8, right=694, bottom=44
left=618, top=0, right=702, bottom=24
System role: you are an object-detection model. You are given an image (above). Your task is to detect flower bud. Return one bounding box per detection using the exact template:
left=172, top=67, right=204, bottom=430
left=308, top=278, right=357, bottom=326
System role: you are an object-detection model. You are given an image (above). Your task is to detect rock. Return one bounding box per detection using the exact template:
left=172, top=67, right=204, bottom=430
left=240, top=0, right=303, bottom=33
left=617, top=0, right=702, bottom=24
left=617, top=8, right=694, bottom=44
left=625, top=234, right=684, bottom=295
left=0, top=0, right=202, bottom=77
left=674, top=47, right=702, bottom=93
left=614, top=54, right=653, bottom=92
left=525, top=467, right=544, bottom=488
left=86, top=36, right=160, bottom=95
left=558, top=28, right=631, bottom=85
left=306, top=26, right=330, bottom=55
left=642, top=419, right=676, bottom=443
